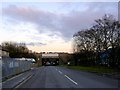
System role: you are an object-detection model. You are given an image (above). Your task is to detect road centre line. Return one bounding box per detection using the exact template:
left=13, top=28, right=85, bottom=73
left=58, top=71, right=62, bottom=74
left=64, top=75, right=78, bottom=85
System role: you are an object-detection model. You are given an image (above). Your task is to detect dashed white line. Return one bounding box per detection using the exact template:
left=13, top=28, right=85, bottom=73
left=58, top=71, right=62, bottom=74
left=56, top=69, right=57, bottom=71
left=64, top=75, right=78, bottom=85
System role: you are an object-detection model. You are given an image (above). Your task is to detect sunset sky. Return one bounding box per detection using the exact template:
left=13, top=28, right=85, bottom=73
left=0, top=0, right=118, bottom=53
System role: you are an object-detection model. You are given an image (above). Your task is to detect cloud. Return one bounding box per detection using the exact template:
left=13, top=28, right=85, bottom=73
left=39, top=42, right=47, bottom=46
left=26, top=42, right=47, bottom=46
left=2, top=3, right=117, bottom=41
left=26, top=42, right=35, bottom=46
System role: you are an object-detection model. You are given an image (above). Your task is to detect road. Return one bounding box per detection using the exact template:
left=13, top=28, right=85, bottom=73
left=19, top=66, right=118, bottom=88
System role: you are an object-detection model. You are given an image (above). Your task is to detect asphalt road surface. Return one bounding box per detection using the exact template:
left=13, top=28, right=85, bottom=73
left=19, top=66, right=118, bottom=88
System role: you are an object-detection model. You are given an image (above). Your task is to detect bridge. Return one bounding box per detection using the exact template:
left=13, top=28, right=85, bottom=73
left=41, top=53, right=59, bottom=65
left=36, top=52, right=69, bottom=66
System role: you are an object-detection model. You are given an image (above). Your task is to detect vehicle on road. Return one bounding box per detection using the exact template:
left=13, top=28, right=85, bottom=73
left=45, top=62, right=51, bottom=66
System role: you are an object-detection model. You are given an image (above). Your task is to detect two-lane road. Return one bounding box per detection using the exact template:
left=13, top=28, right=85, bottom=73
left=19, top=66, right=118, bottom=88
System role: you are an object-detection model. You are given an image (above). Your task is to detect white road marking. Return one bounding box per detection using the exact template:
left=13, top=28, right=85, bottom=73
left=3, top=73, right=23, bottom=84
left=58, top=71, right=62, bottom=74
left=64, top=75, right=78, bottom=85
left=14, top=74, right=34, bottom=89
left=56, top=69, right=57, bottom=71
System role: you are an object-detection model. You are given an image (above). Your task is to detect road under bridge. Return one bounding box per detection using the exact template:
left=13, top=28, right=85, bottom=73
left=42, top=53, right=59, bottom=65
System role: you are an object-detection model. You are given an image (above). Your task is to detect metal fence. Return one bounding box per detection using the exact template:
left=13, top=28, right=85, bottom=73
left=1, top=58, right=32, bottom=80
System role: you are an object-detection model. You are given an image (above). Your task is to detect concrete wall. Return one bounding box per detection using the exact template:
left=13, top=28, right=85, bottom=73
left=1, top=58, right=32, bottom=80
left=59, top=53, right=68, bottom=64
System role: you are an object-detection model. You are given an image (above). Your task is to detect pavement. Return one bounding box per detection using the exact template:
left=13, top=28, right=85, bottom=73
left=2, top=66, right=119, bottom=89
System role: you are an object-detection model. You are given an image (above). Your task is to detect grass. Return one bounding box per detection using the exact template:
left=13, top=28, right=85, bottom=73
left=32, top=65, right=42, bottom=68
left=57, top=65, right=68, bottom=67
left=67, top=66, right=120, bottom=73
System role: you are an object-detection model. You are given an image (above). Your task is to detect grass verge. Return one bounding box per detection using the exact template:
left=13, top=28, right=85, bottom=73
left=32, top=65, right=42, bottom=68
left=57, top=65, right=68, bottom=67
left=67, top=66, right=120, bottom=73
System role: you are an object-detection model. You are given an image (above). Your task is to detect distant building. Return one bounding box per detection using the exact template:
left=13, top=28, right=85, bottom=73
left=0, top=46, right=9, bottom=58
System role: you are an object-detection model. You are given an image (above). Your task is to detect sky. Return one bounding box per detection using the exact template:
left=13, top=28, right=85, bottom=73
left=0, top=1, right=118, bottom=53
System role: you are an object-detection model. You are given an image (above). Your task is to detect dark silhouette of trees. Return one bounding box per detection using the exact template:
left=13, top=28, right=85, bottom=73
left=2, top=42, right=37, bottom=62
left=73, top=14, right=120, bottom=68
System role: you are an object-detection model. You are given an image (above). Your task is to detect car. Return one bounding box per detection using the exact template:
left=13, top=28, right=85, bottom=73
left=52, top=62, right=56, bottom=66
left=45, top=62, right=51, bottom=66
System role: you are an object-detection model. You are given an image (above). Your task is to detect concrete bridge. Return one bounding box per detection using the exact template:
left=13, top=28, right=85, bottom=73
left=36, top=52, right=70, bottom=66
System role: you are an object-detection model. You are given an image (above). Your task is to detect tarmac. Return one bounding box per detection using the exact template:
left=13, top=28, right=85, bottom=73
left=1, top=66, right=120, bottom=89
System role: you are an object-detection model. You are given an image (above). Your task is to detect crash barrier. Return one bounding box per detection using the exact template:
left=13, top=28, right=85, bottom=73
left=1, top=58, right=32, bottom=80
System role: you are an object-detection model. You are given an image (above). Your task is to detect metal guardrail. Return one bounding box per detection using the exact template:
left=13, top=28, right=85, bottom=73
left=0, top=58, right=32, bottom=80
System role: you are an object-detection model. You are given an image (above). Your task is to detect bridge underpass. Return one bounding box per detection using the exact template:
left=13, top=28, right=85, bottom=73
left=42, top=54, right=59, bottom=66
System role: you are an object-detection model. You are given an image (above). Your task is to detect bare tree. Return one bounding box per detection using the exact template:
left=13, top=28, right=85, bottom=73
left=73, top=14, right=120, bottom=68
